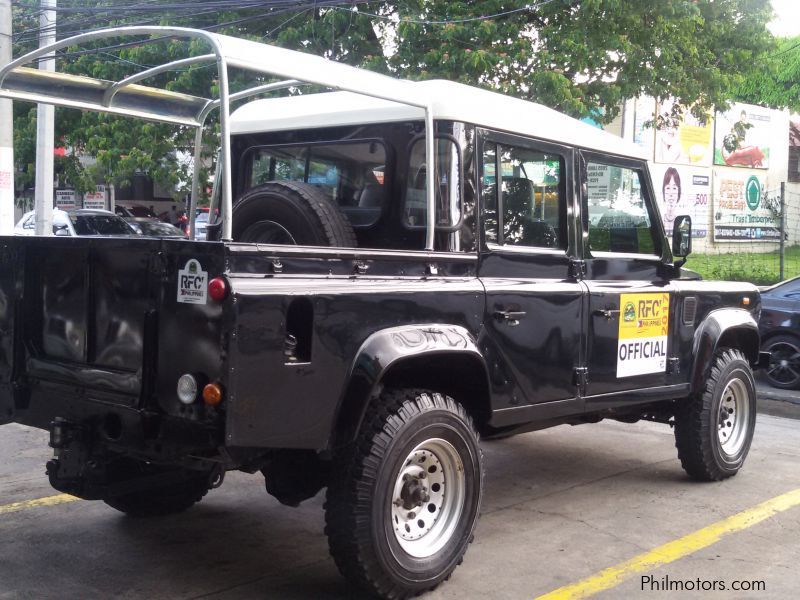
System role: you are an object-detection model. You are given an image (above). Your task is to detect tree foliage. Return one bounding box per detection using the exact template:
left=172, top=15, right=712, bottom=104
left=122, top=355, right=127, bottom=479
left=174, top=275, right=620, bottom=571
left=732, top=36, right=800, bottom=112
left=10, top=0, right=775, bottom=197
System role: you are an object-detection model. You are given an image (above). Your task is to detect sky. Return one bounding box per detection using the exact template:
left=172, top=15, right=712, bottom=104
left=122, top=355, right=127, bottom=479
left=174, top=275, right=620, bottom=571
left=769, top=0, right=800, bottom=38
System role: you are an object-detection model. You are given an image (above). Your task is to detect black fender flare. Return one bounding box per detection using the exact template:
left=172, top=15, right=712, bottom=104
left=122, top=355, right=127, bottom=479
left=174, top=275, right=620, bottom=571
left=689, top=308, right=760, bottom=396
left=329, top=324, right=491, bottom=449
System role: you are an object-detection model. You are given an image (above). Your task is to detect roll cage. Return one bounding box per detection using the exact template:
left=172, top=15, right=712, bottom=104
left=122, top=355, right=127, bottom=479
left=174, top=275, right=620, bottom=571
left=0, top=26, right=439, bottom=248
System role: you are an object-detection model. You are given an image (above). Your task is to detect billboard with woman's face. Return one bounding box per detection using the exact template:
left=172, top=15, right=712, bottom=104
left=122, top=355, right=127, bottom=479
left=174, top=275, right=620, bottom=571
left=654, top=99, right=714, bottom=166
left=650, top=164, right=710, bottom=238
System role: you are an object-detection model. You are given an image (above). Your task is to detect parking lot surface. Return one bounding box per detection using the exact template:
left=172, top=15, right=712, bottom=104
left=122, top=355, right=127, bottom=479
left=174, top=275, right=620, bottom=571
left=2, top=402, right=799, bottom=599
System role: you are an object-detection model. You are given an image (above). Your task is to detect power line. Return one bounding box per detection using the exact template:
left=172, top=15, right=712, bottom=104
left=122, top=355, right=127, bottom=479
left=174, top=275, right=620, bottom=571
left=337, top=0, right=558, bottom=25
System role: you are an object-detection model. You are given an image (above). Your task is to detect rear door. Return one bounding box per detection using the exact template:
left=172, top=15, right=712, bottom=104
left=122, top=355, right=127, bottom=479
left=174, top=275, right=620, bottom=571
left=578, top=151, right=682, bottom=405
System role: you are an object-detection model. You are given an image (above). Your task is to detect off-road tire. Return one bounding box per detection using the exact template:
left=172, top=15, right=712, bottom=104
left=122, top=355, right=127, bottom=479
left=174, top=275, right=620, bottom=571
left=674, top=348, right=756, bottom=481
left=232, top=181, right=356, bottom=247
left=325, top=389, right=483, bottom=599
left=762, top=333, right=800, bottom=390
left=103, top=465, right=210, bottom=518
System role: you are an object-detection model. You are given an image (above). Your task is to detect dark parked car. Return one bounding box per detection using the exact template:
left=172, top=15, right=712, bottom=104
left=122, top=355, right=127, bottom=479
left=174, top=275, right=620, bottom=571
left=759, top=276, right=800, bottom=389
left=136, top=220, right=187, bottom=238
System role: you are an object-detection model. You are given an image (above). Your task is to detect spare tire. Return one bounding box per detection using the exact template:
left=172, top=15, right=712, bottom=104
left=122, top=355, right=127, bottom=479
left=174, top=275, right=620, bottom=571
left=232, top=181, right=356, bottom=247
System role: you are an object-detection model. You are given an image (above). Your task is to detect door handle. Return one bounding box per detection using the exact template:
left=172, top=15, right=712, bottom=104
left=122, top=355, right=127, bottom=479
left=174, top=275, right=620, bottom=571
left=493, top=309, right=527, bottom=325
left=593, top=308, right=620, bottom=320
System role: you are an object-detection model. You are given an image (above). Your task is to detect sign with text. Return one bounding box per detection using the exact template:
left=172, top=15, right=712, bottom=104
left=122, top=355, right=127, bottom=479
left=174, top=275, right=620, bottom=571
left=712, top=169, right=778, bottom=241
left=617, top=293, right=670, bottom=378
left=650, top=164, right=710, bottom=238
left=55, top=189, right=77, bottom=210
left=83, top=185, right=106, bottom=210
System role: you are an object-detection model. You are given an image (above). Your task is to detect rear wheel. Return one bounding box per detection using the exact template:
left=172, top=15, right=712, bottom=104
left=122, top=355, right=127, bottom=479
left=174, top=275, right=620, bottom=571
left=763, top=334, right=800, bottom=390
left=325, top=389, right=483, bottom=599
left=232, top=181, right=356, bottom=247
left=674, top=348, right=756, bottom=481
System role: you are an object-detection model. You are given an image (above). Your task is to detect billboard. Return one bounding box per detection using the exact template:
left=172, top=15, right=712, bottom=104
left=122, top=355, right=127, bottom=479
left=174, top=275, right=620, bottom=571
left=712, top=168, right=779, bottom=241
left=714, top=102, right=771, bottom=169
left=631, top=96, right=655, bottom=157
left=650, top=164, right=710, bottom=238
left=654, top=99, right=714, bottom=166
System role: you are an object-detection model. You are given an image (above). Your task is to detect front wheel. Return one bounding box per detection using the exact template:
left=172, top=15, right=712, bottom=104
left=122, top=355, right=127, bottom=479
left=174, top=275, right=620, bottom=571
left=674, top=348, right=756, bottom=481
left=325, top=389, right=483, bottom=599
left=763, top=334, right=800, bottom=390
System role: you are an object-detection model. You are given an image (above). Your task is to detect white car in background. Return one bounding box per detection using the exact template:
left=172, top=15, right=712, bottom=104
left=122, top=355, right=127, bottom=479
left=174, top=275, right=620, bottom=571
left=15, top=209, right=138, bottom=236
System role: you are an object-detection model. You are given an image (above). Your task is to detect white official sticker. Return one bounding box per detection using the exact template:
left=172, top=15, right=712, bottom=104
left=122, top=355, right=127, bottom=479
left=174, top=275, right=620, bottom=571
left=177, top=259, right=208, bottom=305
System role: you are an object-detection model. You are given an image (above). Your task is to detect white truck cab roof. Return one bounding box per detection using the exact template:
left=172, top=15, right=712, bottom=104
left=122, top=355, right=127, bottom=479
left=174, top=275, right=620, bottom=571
left=231, top=80, right=646, bottom=160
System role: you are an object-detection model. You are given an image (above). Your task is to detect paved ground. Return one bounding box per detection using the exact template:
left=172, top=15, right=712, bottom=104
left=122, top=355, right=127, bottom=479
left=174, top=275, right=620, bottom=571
left=1, top=394, right=799, bottom=600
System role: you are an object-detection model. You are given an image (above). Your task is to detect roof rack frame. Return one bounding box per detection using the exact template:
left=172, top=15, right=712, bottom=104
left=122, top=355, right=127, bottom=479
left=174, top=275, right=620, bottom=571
left=0, top=26, right=437, bottom=248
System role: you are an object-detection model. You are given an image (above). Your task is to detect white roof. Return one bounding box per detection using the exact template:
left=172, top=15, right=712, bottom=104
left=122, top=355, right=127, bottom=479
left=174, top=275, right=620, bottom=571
left=231, top=80, right=646, bottom=159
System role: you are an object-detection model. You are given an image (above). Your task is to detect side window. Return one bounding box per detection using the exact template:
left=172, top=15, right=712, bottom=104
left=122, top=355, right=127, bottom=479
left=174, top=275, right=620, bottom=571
left=481, top=142, right=565, bottom=249
left=586, top=163, right=657, bottom=255
left=404, top=137, right=462, bottom=229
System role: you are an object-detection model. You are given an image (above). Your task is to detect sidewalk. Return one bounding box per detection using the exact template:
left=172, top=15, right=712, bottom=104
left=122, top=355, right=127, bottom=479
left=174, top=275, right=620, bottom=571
left=757, top=380, right=800, bottom=419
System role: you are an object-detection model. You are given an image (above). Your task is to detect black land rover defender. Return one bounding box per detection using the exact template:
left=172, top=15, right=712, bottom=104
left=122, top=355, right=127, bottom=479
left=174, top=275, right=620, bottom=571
left=0, top=28, right=767, bottom=600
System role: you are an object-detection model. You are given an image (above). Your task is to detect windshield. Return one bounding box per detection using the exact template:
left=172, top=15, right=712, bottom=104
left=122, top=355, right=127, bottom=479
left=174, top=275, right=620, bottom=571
left=71, top=215, right=135, bottom=235
left=196, top=212, right=209, bottom=224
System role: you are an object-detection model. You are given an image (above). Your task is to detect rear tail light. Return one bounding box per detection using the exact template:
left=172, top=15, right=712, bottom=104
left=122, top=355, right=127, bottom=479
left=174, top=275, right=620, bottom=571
left=208, top=277, right=228, bottom=302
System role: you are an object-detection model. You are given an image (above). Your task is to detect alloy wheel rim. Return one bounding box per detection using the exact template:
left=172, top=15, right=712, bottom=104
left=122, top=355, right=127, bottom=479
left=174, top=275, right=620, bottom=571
left=766, top=341, right=800, bottom=386
left=717, top=378, right=750, bottom=457
left=390, top=438, right=465, bottom=558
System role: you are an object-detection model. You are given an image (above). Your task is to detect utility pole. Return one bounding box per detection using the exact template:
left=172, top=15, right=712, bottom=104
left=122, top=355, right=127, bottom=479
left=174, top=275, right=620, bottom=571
left=34, top=0, right=55, bottom=235
left=0, top=0, right=14, bottom=234
left=780, top=181, right=786, bottom=281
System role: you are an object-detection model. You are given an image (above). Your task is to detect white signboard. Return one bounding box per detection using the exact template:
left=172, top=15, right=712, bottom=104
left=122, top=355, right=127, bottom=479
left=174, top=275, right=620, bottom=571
left=55, top=189, right=77, bottom=210
left=83, top=185, right=106, bottom=210
left=177, top=259, right=208, bottom=305
left=587, top=163, right=611, bottom=200
left=650, top=164, right=710, bottom=238
left=712, top=168, right=779, bottom=242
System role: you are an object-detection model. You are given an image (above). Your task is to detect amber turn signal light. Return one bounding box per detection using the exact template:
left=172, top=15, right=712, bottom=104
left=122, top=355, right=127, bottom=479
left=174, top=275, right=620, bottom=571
left=208, top=277, right=228, bottom=302
left=203, top=382, right=224, bottom=406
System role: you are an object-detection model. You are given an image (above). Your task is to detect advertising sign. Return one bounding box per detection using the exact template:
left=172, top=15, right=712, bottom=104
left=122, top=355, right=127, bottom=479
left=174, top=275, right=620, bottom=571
left=617, top=292, right=670, bottom=378
left=55, top=189, right=76, bottom=210
left=712, top=168, right=779, bottom=241
left=654, top=99, right=714, bottom=166
left=587, top=162, right=611, bottom=200
left=83, top=184, right=106, bottom=210
left=714, top=102, right=771, bottom=169
left=650, top=164, right=710, bottom=238
left=631, top=96, right=655, bottom=156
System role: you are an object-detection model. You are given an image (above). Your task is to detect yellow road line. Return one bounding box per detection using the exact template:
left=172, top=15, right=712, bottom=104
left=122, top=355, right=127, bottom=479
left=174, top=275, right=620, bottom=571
left=536, top=487, right=800, bottom=600
left=0, top=493, right=79, bottom=515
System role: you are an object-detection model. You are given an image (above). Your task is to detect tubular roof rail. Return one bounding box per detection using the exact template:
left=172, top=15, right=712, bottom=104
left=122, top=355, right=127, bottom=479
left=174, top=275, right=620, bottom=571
left=0, top=26, right=437, bottom=246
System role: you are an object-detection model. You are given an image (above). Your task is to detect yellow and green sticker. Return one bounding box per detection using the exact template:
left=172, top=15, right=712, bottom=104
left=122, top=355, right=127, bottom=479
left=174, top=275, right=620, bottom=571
left=617, top=293, right=670, bottom=378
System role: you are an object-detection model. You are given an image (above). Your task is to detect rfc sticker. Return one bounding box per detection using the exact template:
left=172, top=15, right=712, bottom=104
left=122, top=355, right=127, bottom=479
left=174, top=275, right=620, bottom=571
left=617, top=293, right=670, bottom=378
left=177, top=259, right=208, bottom=305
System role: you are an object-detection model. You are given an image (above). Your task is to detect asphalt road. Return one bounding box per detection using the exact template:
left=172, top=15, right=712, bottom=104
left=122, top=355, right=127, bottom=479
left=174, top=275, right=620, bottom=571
left=1, top=395, right=799, bottom=600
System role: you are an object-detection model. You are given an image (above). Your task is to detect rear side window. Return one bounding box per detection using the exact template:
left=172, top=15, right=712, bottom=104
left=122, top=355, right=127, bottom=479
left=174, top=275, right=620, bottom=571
left=586, top=163, right=657, bottom=255
left=403, top=137, right=462, bottom=229
left=481, top=142, right=565, bottom=249
left=246, top=141, right=387, bottom=228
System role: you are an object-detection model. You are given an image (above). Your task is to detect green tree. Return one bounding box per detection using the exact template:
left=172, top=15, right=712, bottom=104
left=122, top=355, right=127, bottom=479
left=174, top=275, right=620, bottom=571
left=10, top=0, right=776, bottom=196
left=732, top=36, right=800, bottom=111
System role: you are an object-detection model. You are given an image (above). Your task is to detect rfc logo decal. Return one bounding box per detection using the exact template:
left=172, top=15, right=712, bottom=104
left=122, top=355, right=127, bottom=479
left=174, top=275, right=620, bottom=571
left=617, top=293, right=670, bottom=378
left=177, top=258, right=208, bottom=305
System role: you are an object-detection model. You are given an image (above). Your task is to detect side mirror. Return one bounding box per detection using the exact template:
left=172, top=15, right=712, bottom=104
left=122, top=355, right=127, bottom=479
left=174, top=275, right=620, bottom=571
left=53, top=224, right=70, bottom=236
left=672, top=215, right=691, bottom=265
